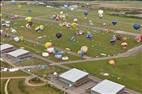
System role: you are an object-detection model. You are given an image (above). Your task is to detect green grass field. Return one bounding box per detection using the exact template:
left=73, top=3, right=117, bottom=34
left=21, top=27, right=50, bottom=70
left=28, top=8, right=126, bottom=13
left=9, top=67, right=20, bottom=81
left=1, top=62, right=29, bottom=77
left=0, top=80, right=6, bottom=94
left=7, top=79, right=63, bottom=94
left=1, top=1, right=142, bottom=94
left=69, top=52, right=142, bottom=92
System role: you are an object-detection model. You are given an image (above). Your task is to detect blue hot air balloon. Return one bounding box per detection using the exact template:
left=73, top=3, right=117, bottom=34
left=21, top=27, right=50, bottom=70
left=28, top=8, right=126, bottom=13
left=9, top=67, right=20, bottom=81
left=84, top=9, right=88, bottom=16
left=86, top=33, right=93, bottom=39
left=112, top=20, right=117, bottom=25
left=55, top=52, right=62, bottom=59
left=64, top=3, right=69, bottom=8
left=133, top=24, right=141, bottom=30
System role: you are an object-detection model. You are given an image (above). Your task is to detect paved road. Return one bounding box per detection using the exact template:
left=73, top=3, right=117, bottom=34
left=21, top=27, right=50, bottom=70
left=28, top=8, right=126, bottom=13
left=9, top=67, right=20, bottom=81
left=8, top=64, right=48, bottom=70
left=2, top=51, right=140, bottom=94
left=0, top=76, right=29, bottom=80
left=3, top=12, right=140, bottom=37
left=4, top=79, right=10, bottom=94
left=50, top=44, right=142, bottom=65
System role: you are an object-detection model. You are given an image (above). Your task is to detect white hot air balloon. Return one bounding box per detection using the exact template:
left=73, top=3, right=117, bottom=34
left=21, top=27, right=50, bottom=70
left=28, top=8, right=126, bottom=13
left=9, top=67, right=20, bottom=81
left=98, top=9, right=104, bottom=18
left=13, top=36, right=20, bottom=42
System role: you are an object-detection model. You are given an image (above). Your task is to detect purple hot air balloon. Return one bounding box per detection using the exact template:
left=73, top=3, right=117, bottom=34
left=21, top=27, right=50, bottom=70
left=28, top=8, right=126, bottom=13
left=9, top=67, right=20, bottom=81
left=86, top=33, right=93, bottom=39
left=133, top=24, right=141, bottom=30
left=84, top=9, right=88, bottom=16
left=112, top=20, right=118, bottom=25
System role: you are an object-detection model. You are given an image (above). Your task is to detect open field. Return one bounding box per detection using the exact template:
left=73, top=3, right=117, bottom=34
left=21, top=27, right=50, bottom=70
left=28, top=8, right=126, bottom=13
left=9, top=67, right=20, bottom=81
left=1, top=1, right=142, bottom=94
left=69, top=52, right=142, bottom=92
left=7, top=79, right=63, bottom=94
left=0, top=80, right=6, bottom=94
left=1, top=62, right=29, bottom=77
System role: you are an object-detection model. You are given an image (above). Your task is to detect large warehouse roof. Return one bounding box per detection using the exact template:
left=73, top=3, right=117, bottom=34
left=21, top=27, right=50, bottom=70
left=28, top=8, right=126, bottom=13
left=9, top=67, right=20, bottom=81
left=59, top=68, right=88, bottom=83
left=91, top=79, right=125, bottom=94
left=7, top=49, right=30, bottom=57
left=0, top=44, right=14, bottom=51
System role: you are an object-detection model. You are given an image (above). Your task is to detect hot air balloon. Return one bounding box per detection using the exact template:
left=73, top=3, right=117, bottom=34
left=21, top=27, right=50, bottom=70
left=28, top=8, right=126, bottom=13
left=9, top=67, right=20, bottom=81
left=44, top=42, right=52, bottom=48
left=121, top=42, right=128, bottom=49
left=84, top=9, right=88, bottom=16
left=11, top=0, right=16, bottom=5
left=25, top=16, right=32, bottom=22
left=108, top=59, right=116, bottom=65
left=64, top=3, right=69, bottom=8
left=135, top=34, right=142, bottom=42
left=25, top=16, right=33, bottom=28
left=98, top=9, right=104, bottom=18
left=110, top=35, right=117, bottom=45
left=71, top=22, right=78, bottom=28
left=81, top=46, right=88, bottom=53
left=55, top=52, right=62, bottom=59
left=73, top=18, right=78, bottom=22
left=13, top=36, right=20, bottom=42
left=112, top=20, right=117, bottom=25
left=56, top=32, right=62, bottom=39
left=60, top=11, right=64, bottom=15
left=133, top=24, right=141, bottom=30
left=86, top=33, right=93, bottom=39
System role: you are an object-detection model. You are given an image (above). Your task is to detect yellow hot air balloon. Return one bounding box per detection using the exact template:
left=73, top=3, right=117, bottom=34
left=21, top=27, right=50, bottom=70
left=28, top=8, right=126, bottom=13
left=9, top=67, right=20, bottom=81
left=44, top=42, right=52, bottom=48
left=108, top=59, right=116, bottom=65
left=121, top=42, right=128, bottom=49
left=81, top=46, right=88, bottom=53
left=25, top=17, right=32, bottom=22
left=20, top=36, right=24, bottom=41
left=71, top=22, right=78, bottom=28
left=39, top=25, right=44, bottom=30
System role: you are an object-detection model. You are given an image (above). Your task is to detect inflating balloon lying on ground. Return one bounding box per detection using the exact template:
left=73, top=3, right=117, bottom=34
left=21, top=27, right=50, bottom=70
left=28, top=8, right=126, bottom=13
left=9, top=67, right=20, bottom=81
left=98, top=9, right=104, bottom=18
left=35, top=25, right=44, bottom=32
left=25, top=16, right=33, bottom=29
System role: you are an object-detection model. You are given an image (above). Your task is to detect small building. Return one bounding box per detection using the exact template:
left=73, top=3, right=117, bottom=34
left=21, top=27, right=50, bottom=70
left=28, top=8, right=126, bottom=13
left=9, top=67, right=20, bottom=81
left=91, top=80, right=125, bottom=94
left=0, top=44, right=16, bottom=54
left=59, top=68, right=89, bottom=87
left=6, top=49, right=31, bottom=62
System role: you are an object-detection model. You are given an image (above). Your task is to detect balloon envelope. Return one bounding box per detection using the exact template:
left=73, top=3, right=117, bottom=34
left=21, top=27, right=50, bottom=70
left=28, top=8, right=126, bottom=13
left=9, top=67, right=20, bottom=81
left=44, top=42, right=52, bottom=48
left=98, top=9, right=104, bottom=14
left=86, top=33, right=93, bottom=39
left=84, top=10, right=88, bottom=16
left=56, top=32, right=62, bottom=39
left=98, top=9, right=104, bottom=18
left=112, top=20, right=117, bottom=25
left=81, top=46, right=88, bottom=53
left=133, top=24, right=141, bottom=30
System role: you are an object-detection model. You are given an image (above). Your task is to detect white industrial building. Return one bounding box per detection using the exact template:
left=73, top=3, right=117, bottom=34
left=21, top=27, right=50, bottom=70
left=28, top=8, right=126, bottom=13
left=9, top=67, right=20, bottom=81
left=6, top=49, right=31, bottom=62
left=59, top=68, right=89, bottom=87
left=0, top=44, right=16, bottom=54
left=91, top=80, right=125, bottom=94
